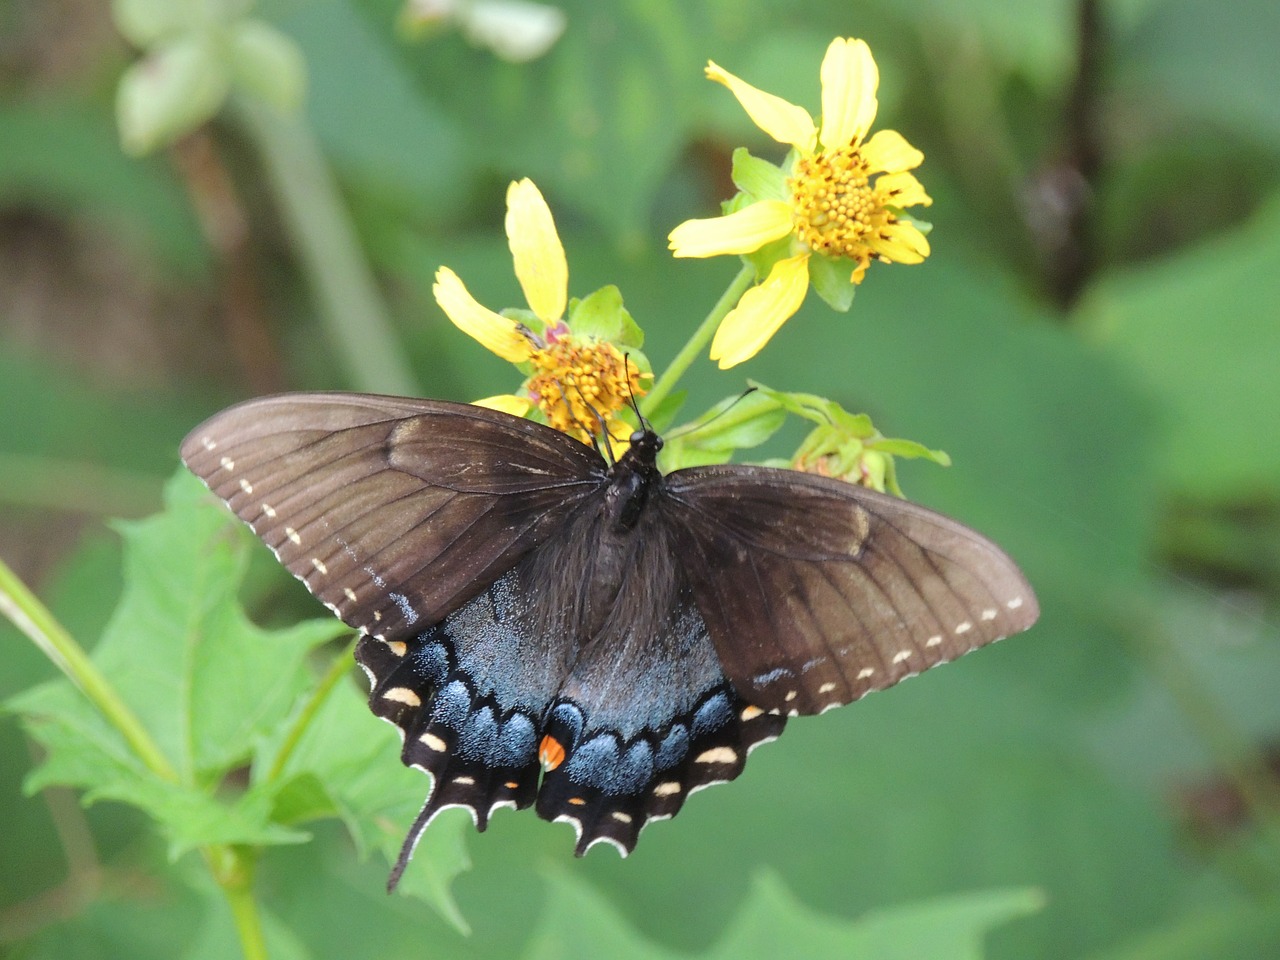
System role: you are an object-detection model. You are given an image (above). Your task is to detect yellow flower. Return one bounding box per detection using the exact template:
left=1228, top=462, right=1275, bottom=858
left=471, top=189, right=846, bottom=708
left=433, top=178, right=648, bottom=447
left=668, top=38, right=932, bottom=369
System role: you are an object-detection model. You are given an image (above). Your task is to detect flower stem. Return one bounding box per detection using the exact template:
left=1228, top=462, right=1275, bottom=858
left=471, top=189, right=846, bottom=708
left=231, top=96, right=418, bottom=396
left=642, top=263, right=754, bottom=416
left=263, top=635, right=358, bottom=785
left=0, top=557, right=177, bottom=783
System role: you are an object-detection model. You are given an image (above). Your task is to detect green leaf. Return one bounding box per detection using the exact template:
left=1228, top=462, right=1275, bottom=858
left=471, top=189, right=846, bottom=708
left=730, top=147, right=787, bottom=203
left=254, top=663, right=474, bottom=934
left=116, top=36, right=231, bottom=155
left=569, top=285, right=644, bottom=348
left=523, top=868, right=1041, bottom=960
left=808, top=251, right=857, bottom=312
left=7, top=471, right=344, bottom=854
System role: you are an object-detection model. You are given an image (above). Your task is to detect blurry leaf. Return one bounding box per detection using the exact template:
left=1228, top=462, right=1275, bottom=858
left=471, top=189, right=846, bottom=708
left=229, top=19, right=308, bottom=112
left=112, top=0, right=198, bottom=46
left=1077, top=192, right=1280, bottom=499
left=0, top=105, right=207, bottom=272
left=276, top=0, right=466, bottom=217
left=117, top=37, right=231, bottom=156
left=1083, top=892, right=1280, bottom=960
left=910, top=0, right=1074, bottom=88
left=524, top=868, right=1039, bottom=959
left=1117, top=0, right=1280, bottom=149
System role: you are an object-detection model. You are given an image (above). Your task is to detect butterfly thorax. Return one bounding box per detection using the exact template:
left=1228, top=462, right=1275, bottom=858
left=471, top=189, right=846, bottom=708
left=605, top=428, right=664, bottom=531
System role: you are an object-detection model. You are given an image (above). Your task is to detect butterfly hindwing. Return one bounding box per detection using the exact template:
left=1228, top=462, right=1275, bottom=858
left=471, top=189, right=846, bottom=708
left=662, top=465, right=1039, bottom=715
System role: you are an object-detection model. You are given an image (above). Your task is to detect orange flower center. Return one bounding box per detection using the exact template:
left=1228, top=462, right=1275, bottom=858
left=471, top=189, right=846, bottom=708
left=526, top=334, right=645, bottom=444
left=788, top=145, right=886, bottom=260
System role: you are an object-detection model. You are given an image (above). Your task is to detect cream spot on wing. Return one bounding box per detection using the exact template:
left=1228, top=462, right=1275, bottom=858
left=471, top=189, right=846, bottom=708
left=219, top=456, right=235, bottom=471
left=419, top=732, right=447, bottom=751
left=955, top=621, right=973, bottom=635
left=740, top=705, right=764, bottom=721
left=784, top=690, right=798, bottom=702
left=285, top=526, right=301, bottom=546
left=453, top=776, right=475, bottom=786
left=373, top=610, right=383, bottom=622
left=238, top=478, right=254, bottom=494
left=818, top=682, right=837, bottom=694
left=201, top=436, right=217, bottom=451
left=926, top=635, right=943, bottom=647
left=311, top=557, right=328, bottom=575
left=893, top=650, right=912, bottom=664
left=695, top=747, right=738, bottom=764
left=611, top=811, right=633, bottom=824
left=981, top=608, right=998, bottom=621
left=1007, top=596, right=1024, bottom=610
left=344, top=587, right=358, bottom=603
left=382, top=687, right=420, bottom=706
left=857, top=667, right=875, bottom=679
left=261, top=502, right=277, bottom=519
left=653, top=782, right=682, bottom=797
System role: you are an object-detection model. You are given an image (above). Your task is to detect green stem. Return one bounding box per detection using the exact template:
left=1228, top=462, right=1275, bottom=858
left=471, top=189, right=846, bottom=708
left=642, top=263, right=754, bottom=416
left=263, top=636, right=358, bottom=784
left=232, top=96, right=418, bottom=396
left=0, top=557, right=177, bottom=783
left=208, top=846, right=268, bottom=960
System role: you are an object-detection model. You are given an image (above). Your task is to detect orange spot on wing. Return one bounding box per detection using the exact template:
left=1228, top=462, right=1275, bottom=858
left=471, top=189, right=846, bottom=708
left=568, top=797, right=587, bottom=806
left=539, top=735, right=565, bottom=771
left=504, top=781, right=519, bottom=790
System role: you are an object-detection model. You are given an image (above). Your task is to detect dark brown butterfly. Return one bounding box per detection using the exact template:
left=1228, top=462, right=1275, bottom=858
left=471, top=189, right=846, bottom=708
left=182, top=392, right=1038, bottom=887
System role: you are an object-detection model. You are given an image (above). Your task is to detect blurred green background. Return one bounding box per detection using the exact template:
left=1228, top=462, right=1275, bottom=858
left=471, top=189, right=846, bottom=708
left=3, top=0, right=1280, bottom=957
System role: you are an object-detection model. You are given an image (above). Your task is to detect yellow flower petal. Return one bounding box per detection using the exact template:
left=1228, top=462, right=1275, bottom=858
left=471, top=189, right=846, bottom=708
left=433, top=266, right=532, bottom=363
left=860, top=129, right=924, bottom=174
left=706, top=61, right=816, bottom=150
left=505, top=178, right=567, bottom=324
left=472, top=394, right=533, bottom=417
left=709, top=254, right=810, bottom=369
left=875, top=171, right=932, bottom=208
left=819, top=37, right=879, bottom=149
left=668, top=200, right=793, bottom=258
left=868, top=222, right=930, bottom=264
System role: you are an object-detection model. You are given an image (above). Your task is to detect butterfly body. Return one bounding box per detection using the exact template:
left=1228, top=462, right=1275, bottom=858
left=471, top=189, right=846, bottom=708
left=181, top=392, right=1038, bottom=882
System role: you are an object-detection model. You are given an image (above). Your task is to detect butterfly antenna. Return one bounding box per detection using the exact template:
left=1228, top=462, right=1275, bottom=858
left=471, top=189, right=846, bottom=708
left=622, top=353, right=651, bottom=432
left=569, top=381, right=617, bottom=463
left=664, top=386, right=759, bottom=441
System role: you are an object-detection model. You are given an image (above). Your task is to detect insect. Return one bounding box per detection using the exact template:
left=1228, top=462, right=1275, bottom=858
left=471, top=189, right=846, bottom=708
left=182, top=392, right=1038, bottom=886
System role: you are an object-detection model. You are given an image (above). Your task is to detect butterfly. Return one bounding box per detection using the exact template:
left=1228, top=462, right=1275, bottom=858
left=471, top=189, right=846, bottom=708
left=182, top=392, right=1038, bottom=886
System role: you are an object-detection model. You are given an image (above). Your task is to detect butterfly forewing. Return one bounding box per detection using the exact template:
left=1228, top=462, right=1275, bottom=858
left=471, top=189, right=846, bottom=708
left=663, top=465, right=1039, bottom=715
left=180, top=393, right=606, bottom=639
